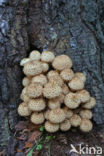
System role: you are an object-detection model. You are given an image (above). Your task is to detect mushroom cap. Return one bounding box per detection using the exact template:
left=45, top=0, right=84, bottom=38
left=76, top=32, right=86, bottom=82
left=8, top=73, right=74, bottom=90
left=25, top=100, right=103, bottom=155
left=29, top=50, right=41, bottom=61
left=20, top=58, right=30, bottom=66
left=75, top=72, right=86, bottom=82
left=52, top=55, right=72, bottom=71
left=43, top=82, right=62, bottom=99
left=18, top=102, right=31, bottom=116
left=62, top=83, right=69, bottom=95
left=28, top=98, right=46, bottom=111
left=80, top=119, right=93, bottom=132
left=22, top=77, right=30, bottom=87
left=79, top=109, right=92, bottom=119
left=31, top=74, right=47, bottom=86
left=63, top=107, right=73, bottom=119
left=77, top=90, right=90, bottom=103
left=48, top=98, right=61, bottom=109
left=47, top=70, right=59, bottom=79
left=49, top=108, right=65, bottom=123
left=31, top=112, right=45, bottom=124
left=45, top=121, right=59, bottom=133
left=49, top=75, right=64, bottom=87
left=60, top=119, right=71, bottom=131
left=26, top=83, right=43, bottom=98
left=56, top=93, right=65, bottom=104
left=44, top=110, right=51, bottom=120
left=70, top=114, right=81, bottom=127
left=41, top=62, right=49, bottom=72
left=41, top=51, right=55, bottom=63
left=64, top=92, right=81, bottom=109
left=20, top=87, right=30, bottom=102
left=68, top=77, right=84, bottom=91
left=23, top=61, right=42, bottom=76
left=82, top=97, right=96, bottom=109
left=60, top=68, right=74, bottom=81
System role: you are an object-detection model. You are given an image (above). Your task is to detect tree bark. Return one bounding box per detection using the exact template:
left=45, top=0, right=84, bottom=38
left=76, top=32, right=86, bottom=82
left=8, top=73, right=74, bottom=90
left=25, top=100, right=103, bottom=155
left=0, top=0, right=104, bottom=149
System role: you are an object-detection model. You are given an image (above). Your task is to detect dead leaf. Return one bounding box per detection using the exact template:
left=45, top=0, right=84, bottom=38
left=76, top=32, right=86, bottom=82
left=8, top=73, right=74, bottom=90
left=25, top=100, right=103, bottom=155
left=16, top=149, right=22, bottom=153
left=28, top=131, right=40, bottom=143
left=23, top=142, right=33, bottom=149
left=28, top=122, right=41, bottom=131
left=15, top=121, right=29, bottom=131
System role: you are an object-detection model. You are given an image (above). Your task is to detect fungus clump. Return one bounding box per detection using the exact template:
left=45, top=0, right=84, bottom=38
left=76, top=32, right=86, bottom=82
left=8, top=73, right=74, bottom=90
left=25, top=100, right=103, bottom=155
left=18, top=50, right=96, bottom=133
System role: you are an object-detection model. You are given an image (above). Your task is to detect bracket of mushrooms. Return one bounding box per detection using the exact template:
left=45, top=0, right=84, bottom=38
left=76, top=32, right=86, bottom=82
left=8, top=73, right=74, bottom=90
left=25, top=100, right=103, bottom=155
left=18, top=50, right=96, bottom=133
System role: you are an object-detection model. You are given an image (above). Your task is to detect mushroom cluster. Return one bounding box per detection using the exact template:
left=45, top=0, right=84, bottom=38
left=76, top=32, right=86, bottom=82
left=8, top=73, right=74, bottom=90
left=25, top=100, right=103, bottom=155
left=18, top=50, right=96, bottom=133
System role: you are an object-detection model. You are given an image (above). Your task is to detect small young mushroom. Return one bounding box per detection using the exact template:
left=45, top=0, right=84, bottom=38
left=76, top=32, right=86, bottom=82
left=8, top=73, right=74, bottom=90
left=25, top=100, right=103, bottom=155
left=79, top=109, right=92, bottom=119
left=60, top=119, right=71, bottom=131
left=63, top=107, right=73, bottom=119
left=18, top=102, right=31, bottom=116
left=41, top=51, right=55, bottom=63
left=68, top=77, right=84, bottom=91
left=28, top=98, right=46, bottom=112
left=60, top=68, right=74, bottom=82
left=80, top=119, right=93, bottom=132
left=22, top=77, right=30, bottom=87
left=56, top=93, right=65, bottom=104
left=48, top=98, right=61, bottom=109
left=82, top=97, right=96, bottom=109
left=45, top=121, right=59, bottom=133
left=20, top=58, right=30, bottom=66
left=62, top=83, right=69, bottom=95
left=31, top=74, right=47, bottom=86
left=29, top=50, right=41, bottom=61
left=47, top=70, right=59, bottom=79
left=20, top=87, right=30, bottom=102
left=31, top=112, right=45, bottom=124
left=41, top=62, right=49, bottom=72
left=52, top=55, right=72, bottom=71
left=74, top=72, right=86, bottom=83
left=49, top=75, right=64, bottom=87
left=64, top=92, right=81, bottom=109
left=77, top=90, right=90, bottom=103
left=70, top=114, right=81, bottom=127
left=44, top=110, right=51, bottom=120
left=49, top=108, right=65, bottom=123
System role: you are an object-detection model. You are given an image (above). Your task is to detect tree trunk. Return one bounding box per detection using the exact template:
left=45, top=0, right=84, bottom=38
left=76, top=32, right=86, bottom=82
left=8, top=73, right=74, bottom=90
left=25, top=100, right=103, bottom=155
left=0, top=0, right=104, bottom=149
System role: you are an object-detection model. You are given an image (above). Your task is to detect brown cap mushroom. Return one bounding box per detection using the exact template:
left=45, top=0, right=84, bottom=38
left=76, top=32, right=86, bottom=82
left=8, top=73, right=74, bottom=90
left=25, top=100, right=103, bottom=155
left=48, top=98, right=61, bottom=109
left=18, top=102, right=31, bottom=116
left=26, top=83, right=43, bottom=98
left=70, top=114, right=81, bottom=127
left=63, top=107, right=73, bottom=119
left=49, top=108, right=65, bottom=123
left=22, top=77, right=30, bottom=87
left=41, top=62, right=49, bottom=72
left=20, top=58, right=30, bottom=66
left=60, top=119, right=71, bottom=131
left=60, top=68, right=74, bottom=81
left=82, top=97, right=96, bottom=109
left=31, top=112, right=45, bottom=124
left=41, top=51, right=55, bottom=63
left=45, top=121, right=59, bottom=133
left=75, top=72, right=86, bottom=83
left=20, top=87, right=30, bottom=102
left=52, top=55, right=72, bottom=71
left=29, top=50, right=40, bottom=61
left=68, top=77, right=84, bottom=91
left=80, top=119, right=93, bottom=132
left=62, top=83, right=69, bottom=95
left=64, top=92, right=81, bottom=109
left=31, top=74, right=47, bottom=86
left=79, top=109, right=92, bottom=119
left=28, top=98, right=46, bottom=112
left=77, top=90, right=90, bottom=103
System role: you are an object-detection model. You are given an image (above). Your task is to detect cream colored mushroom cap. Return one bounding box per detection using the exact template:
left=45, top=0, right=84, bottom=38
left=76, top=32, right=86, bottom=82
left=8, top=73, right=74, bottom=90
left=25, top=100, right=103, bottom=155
left=80, top=119, right=93, bottom=132
left=41, top=51, right=55, bottom=63
left=77, top=90, right=90, bottom=103
left=18, top=102, right=31, bottom=116
left=70, top=114, right=81, bottom=127
left=23, top=61, right=42, bottom=76
left=41, top=62, right=49, bottom=72
left=82, top=97, right=96, bottom=109
left=28, top=98, right=46, bottom=111
left=43, top=82, right=62, bottom=99
left=20, top=58, right=30, bottom=66
left=79, top=109, right=92, bottom=119
left=31, top=112, right=45, bottom=124
left=64, top=92, right=81, bottom=109
left=47, top=70, right=59, bottom=79
left=68, top=77, right=84, bottom=91
left=49, top=108, right=65, bottom=123
left=75, top=72, right=86, bottom=82
left=60, top=68, right=74, bottom=81
left=49, top=75, right=64, bottom=87
left=48, top=98, right=61, bottom=109
left=20, top=87, right=30, bottom=102
left=56, top=93, right=65, bottom=104
left=62, top=83, right=69, bottom=95
left=60, top=119, right=71, bottom=131
left=29, top=50, right=41, bottom=61
left=44, top=110, right=51, bottom=120
left=31, top=74, right=47, bottom=86
left=26, top=83, right=43, bottom=98
left=63, top=107, right=73, bottom=119
left=22, top=77, right=30, bottom=87
left=45, top=121, right=59, bottom=133
left=52, top=55, right=72, bottom=71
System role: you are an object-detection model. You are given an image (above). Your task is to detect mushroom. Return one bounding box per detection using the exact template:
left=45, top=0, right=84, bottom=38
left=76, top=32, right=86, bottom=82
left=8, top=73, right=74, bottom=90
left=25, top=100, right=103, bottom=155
left=70, top=114, right=81, bottom=127
left=20, top=87, right=30, bottom=102
left=44, top=110, right=51, bottom=120
left=28, top=98, right=46, bottom=112
left=63, top=107, right=73, bottom=119
left=56, top=93, right=65, bottom=104
left=49, top=108, right=65, bottom=123
left=41, top=51, right=55, bottom=63
left=29, top=50, right=41, bottom=61
left=23, top=61, right=42, bottom=76
left=48, top=98, right=61, bottom=109
left=47, top=70, right=59, bottom=79
left=22, top=77, right=30, bottom=87
left=45, top=121, right=59, bottom=133
left=62, top=83, right=69, bottom=95
left=60, top=119, right=71, bottom=131
left=79, top=109, right=92, bottom=119
left=49, top=75, right=64, bottom=87
left=64, top=92, right=81, bottom=109
left=41, top=62, right=49, bottom=72
left=77, top=90, right=90, bottom=103
left=68, top=77, right=84, bottom=91
left=18, top=102, right=31, bottom=116
left=31, top=112, right=45, bottom=124
left=31, top=74, right=47, bottom=86
left=43, top=82, right=62, bottom=99
left=82, top=97, right=96, bottom=109
left=20, top=58, right=30, bottom=66
left=74, top=72, right=86, bottom=83
left=52, top=55, right=72, bottom=71
left=60, top=68, right=74, bottom=82
left=80, top=119, right=93, bottom=132
left=26, top=83, right=43, bottom=98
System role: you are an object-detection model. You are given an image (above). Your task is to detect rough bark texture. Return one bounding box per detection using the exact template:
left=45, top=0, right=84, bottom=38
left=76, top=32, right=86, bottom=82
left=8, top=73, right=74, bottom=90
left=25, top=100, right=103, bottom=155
left=0, top=0, right=104, bottom=149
